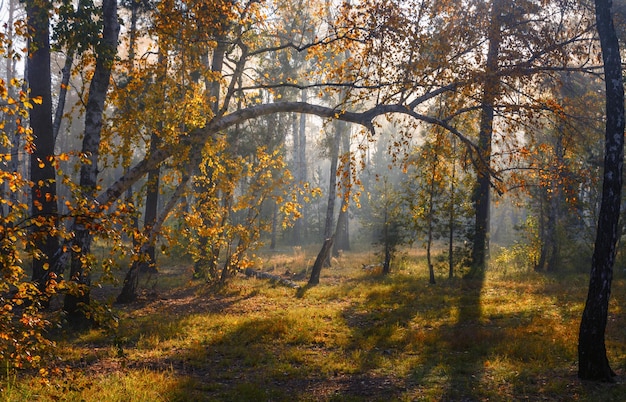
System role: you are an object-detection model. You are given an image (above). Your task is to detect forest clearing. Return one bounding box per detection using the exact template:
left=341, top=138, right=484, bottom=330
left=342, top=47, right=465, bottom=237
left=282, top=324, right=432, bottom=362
left=2, top=0, right=626, bottom=398
left=3, top=246, right=626, bottom=401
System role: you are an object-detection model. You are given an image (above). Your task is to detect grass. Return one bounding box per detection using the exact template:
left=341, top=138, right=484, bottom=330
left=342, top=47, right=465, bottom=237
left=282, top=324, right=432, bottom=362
left=2, top=246, right=626, bottom=401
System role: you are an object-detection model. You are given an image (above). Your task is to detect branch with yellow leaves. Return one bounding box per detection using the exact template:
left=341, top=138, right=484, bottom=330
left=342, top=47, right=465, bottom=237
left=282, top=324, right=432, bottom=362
left=98, top=94, right=496, bottom=207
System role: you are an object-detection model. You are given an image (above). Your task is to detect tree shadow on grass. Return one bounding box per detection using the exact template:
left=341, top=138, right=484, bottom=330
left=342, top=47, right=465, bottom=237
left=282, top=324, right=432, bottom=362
left=437, top=274, right=488, bottom=400
left=338, top=272, right=490, bottom=399
left=51, top=268, right=626, bottom=401
left=337, top=270, right=576, bottom=400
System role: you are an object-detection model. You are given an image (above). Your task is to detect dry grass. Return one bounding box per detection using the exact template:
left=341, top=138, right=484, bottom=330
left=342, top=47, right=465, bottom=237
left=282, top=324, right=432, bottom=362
left=3, top=247, right=626, bottom=401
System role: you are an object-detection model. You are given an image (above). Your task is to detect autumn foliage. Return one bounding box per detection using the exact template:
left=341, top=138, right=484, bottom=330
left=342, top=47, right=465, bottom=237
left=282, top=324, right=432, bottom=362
left=0, top=0, right=620, bottom=387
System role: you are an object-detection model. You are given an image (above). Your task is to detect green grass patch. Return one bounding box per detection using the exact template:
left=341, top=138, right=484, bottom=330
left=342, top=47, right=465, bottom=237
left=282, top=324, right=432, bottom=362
left=4, top=248, right=626, bottom=401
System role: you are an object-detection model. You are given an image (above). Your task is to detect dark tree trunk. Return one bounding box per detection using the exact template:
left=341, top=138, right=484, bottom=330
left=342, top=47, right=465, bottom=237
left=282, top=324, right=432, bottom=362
left=448, top=140, right=456, bottom=279
left=141, top=38, right=167, bottom=274
left=545, top=187, right=559, bottom=270
left=141, top=132, right=160, bottom=273
left=194, top=38, right=227, bottom=276
left=578, top=0, right=623, bottom=382
left=312, top=118, right=341, bottom=278
left=382, top=200, right=391, bottom=275
left=51, top=0, right=85, bottom=144
left=334, top=204, right=349, bottom=256
left=121, top=0, right=140, bottom=242
left=536, top=195, right=547, bottom=271
left=382, top=241, right=391, bottom=275
left=546, top=133, right=565, bottom=272
left=470, top=0, right=502, bottom=273
left=308, top=236, right=334, bottom=286
left=26, top=0, right=60, bottom=286
left=63, top=0, right=119, bottom=322
left=117, top=167, right=192, bottom=303
left=426, top=156, right=437, bottom=285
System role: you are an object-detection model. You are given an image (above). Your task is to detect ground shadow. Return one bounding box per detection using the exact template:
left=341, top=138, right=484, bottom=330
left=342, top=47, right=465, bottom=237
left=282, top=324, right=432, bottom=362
left=338, top=271, right=491, bottom=400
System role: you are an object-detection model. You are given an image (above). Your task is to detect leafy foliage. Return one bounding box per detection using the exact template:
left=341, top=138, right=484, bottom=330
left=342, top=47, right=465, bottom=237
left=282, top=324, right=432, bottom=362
left=0, top=0, right=618, bottom=384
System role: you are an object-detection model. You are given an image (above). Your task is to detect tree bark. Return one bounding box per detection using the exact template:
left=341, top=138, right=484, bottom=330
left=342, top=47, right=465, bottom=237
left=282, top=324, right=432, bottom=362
left=26, top=0, right=61, bottom=286
left=3, top=0, right=19, bottom=216
left=578, top=0, right=623, bottom=382
left=314, top=118, right=341, bottom=274
left=470, top=0, right=502, bottom=273
left=448, top=139, right=457, bottom=279
left=298, top=90, right=308, bottom=242
left=193, top=38, right=228, bottom=275
left=308, top=236, right=334, bottom=286
left=426, top=153, right=438, bottom=285
left=141, top=135, right=161, bottom=273
left=117, top=166, right=192, bottom=303
left=334, top=125, right=351, bottom=255
left=63, top=0, right=119, bottom=322
left=547, top=133, right=565, bottom=272
left=323, top=122, right=341, bottom=241
left=292, top=104, right=303, bottom=245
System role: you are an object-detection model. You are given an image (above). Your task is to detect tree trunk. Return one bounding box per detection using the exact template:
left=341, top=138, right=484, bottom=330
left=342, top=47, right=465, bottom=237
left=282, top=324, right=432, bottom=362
left=2, top=0, right=19, bottom=216
left=270, top=200, right=278, bottom=250
left=334, top=125, right=351, bottom=255
left=308, top=236, right=334, bottom=286
left=63, top=0, right=119, bottom=322
left=383, top=241, right=391, bottom=275
left=448, top=140, right=456, bottom=279
left=298, top=90, right=308, bottom=241
left=546, top=133, right=565, bottom=272
left=121, top=0, right=141, bottom=244
left=470, top=0, right=502, bottom=273
left=578, top=0, right=623, bottom=382
left=292, top=105, right=303, bottom=245
left=536, top=194, right=547, bottom=271
left=26, top=0, right=60, bottom=286
left=141, top=132, right=160, bottom=273
left=427, top=155, right=437, bottom=285
left=323, top=122, right=341, bottom=241
left=545, top=188, right=559, bottom=270
left=117, top=166, right=192, bottom=303
left=310, top=119, right=341, bottom=279
left=53, top=50, right=74, bottom=143
left=194, top=38, right=227, bottom=275
left=382, top=200, right=390, bottom=275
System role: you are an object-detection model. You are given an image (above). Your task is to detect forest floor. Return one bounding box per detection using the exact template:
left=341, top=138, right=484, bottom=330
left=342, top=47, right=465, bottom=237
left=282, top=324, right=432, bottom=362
left=3, top=246, right=626, bottom=401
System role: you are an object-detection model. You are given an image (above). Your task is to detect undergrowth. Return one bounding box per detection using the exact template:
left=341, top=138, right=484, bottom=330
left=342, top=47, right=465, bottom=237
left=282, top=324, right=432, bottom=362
left=2, top=247, right=626, bottom=401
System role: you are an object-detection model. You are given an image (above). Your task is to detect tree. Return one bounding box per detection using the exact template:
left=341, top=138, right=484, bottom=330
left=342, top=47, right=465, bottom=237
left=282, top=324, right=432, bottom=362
left=333, top=123, right=352, bottom=255
left=1, top=0, right=22, bottom=216
left=307, top=118, right=342, bottom=285
left=26, top=0, right=60, bottom=287
left=62, top=0, right=120, bottom=322
left=31, top=0, right=596, bottom=298
left=442, top=136, right=474, bottom=278
left=371, top=175, right=407, bottom=275
left=578, top=0, right=624, bottom=382
left=404, top=131, right=456, bottom=284
left=469, top=0, right=503, bottom=273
